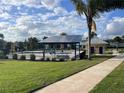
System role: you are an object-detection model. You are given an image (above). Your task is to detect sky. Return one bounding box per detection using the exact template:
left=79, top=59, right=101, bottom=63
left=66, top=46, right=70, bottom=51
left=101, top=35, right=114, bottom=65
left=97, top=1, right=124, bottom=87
left=0, top=0, right=124, bottom=42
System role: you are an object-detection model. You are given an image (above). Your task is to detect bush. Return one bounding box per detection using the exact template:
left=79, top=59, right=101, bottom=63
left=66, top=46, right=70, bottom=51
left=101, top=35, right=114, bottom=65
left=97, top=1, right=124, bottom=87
left=56, top=55, right=69, bottom=60
left=46, top=58, right=50, bottom=61
left=30, top=54, right=35, bottom=61
left=108, top=52, right=113, bottom=54
left=80, top=51, right=86, bottom=59
left=105, top=51, right=113, bottom=54
left=119, top=50, right=124, bottom=53
left=40, top=58, right=45, bottom=61
left=59, top=58, right=65, bottom=62
left=71, top=57, right=76, bottom=61
left=13, top=54, right=18, bottom=60
left=20, top=55, right=26, bottom=60
left=5, top=56, right=8, bottom=59
left=52, top=58, right=56, bottom=61
left=0, top=51, right=6, bottom=59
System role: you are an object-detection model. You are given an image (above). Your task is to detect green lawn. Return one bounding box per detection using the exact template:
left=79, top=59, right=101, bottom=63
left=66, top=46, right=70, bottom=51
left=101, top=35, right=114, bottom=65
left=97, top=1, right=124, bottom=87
left=0, top=57, right=111, bottom=93
left=90, top=62, right=124, bottom=93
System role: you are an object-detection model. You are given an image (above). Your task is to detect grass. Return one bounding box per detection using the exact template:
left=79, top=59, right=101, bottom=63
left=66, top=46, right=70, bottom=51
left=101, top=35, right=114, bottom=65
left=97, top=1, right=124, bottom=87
left=0, top=57, right=111, bottom=93
left=90, top=61, right=124, bottom=93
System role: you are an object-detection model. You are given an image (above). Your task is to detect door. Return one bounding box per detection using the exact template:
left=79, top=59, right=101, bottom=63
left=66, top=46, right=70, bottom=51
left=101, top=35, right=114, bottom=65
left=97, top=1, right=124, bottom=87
left=99, top=47, right=103, bottom=54
left=91, top=47, right=95, bottom=54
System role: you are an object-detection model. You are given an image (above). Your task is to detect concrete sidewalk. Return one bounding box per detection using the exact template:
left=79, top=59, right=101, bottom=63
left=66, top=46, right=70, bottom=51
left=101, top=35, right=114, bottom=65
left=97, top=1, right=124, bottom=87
left=35, top=55, right=124, bottom=93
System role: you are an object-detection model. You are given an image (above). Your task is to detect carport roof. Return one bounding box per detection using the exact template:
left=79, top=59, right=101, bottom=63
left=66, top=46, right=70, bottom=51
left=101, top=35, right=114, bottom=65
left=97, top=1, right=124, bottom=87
left=41, top=35, right=82, bottom=44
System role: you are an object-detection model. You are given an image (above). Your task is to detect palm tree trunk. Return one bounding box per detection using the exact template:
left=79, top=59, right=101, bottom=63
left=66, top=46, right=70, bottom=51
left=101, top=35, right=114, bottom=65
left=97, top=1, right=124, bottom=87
left=87, top=17, right=92, bottom=60
left=88, top=26, right=91, bottom=60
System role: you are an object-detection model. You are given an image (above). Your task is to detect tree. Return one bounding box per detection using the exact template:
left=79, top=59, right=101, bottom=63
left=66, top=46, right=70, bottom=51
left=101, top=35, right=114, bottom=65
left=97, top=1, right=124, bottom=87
left=0, top=33, right=4, bottom=40
left=43, top=36, right=48, bottom=40
left=71, top=0, right=124, bottom=59
left=17, top=42, right=25, bottom=52
left=24, top=39, right=28, bottom=51
left=4, top=42, right=12, bottom=54
left=60, top=32, right=67, bottom=36
left=114, top=36, right=122, bottom=50
left=27, top=37, right=39, bottom=50
left=114, top=36, right=122, bottom=42
left=121, top=35, right=124, bottom=42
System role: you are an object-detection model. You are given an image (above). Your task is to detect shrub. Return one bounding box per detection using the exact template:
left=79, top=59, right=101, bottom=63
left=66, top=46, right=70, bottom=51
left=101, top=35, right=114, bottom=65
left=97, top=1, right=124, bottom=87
left=52, top=58, right=56, bottom=61
left=40, top=58, right=45, bottom=61
left=13, top=54, right=18, bottom=60
left=119, top=50, right=124, bottom=53
left=30, top=54, right=35, bottom=61
left=56, top=55, right=69, bottom=60
left=108, top=52, right=113, bottom=54
left=46, top=58, right=50, bottom=61
left=20, top=55, right=26, bottom=60
left=105, top=51, right=113, bottom=54
left=5, top=56, right=8, bottom=59
left=0, top=51, right=6, bottom=59
left=59, top=58, right=65, bottom=62
left=71, top=57, right=76, bottom=61
left=80, top=51, right=86, bottom=59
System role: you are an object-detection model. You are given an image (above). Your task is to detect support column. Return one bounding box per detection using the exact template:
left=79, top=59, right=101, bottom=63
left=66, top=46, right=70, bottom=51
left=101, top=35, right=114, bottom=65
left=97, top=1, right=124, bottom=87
left=79, top=43, right=80, bottom=59
left=75, top=43, right=76, bottom=59
left=43, top=44, right=46, bottom=60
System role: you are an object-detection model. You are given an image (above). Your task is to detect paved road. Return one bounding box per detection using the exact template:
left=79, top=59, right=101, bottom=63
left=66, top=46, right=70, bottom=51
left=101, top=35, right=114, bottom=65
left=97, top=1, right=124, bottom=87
left=35, top=55, right=124, bottom=93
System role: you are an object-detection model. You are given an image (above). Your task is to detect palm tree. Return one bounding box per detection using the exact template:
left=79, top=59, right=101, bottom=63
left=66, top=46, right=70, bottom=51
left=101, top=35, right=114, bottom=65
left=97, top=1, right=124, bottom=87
left=114, top=36, right=122, bottom=51
left=71, top=0, right=124, bottom=59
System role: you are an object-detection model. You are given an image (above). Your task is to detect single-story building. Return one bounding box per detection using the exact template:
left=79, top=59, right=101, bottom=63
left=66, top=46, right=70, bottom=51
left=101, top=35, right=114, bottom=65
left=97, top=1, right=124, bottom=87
left=82, top=35, right=107, bottom=54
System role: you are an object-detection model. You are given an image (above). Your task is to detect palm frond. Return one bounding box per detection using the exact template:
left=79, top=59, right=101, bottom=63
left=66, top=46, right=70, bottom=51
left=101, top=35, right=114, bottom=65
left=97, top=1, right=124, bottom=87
left=89, top=0, right=124, bottom=17
left=71, top=0, right=88, bottom=16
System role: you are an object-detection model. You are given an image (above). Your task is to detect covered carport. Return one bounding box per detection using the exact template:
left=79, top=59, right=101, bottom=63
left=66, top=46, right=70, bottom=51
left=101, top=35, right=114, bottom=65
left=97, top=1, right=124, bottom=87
left=40, top=35, right=82, bottom=60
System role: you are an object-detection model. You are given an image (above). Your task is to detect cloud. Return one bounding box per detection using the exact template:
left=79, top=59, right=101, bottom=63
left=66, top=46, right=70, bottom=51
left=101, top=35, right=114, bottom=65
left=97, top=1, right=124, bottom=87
left=0, top=22, right=10, bottom=30
left=0, top=0, right=122, bottom=42
left=1, top=0, right=41, bottom=8
left=0, top=0, right=62, bottom=9
left=54, top=7, right=68, bottom=15
left=41, top=0, right=61, bottom=9
left=0, top=12, right=12, bottom=19
left=106, top=17, right=124, bottom=36
left=0, top=10, right=87, bottom=41
left=80, top=13, right=109, bottom=39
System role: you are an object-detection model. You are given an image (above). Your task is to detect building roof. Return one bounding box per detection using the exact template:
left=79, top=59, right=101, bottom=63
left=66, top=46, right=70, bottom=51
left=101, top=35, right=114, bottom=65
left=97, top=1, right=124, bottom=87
left=83, top=36, right=107, bottom=45
left=41, top=35, right=82, bottom=43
